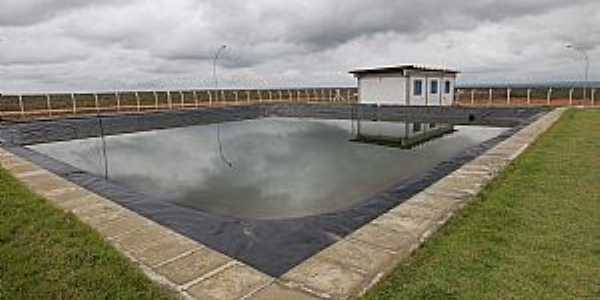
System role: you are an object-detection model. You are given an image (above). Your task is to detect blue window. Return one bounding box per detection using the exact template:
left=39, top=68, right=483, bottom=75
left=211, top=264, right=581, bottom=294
left=431, top=80, right=439, bottom=94
left=445, top=81, right=451, bottom=94
left=413, top=80, right=423, bottom=96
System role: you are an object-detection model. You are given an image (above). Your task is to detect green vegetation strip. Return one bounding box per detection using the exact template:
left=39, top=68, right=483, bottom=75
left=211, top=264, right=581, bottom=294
left=364, top=109, right=600, bottom=300
left=0, top=168, right=174, bottom=299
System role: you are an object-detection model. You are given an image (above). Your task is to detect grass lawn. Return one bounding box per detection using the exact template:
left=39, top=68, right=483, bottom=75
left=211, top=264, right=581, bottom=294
left=363, top=109, right=600, bottom=300
left=0, top=168, right=175, bottom=299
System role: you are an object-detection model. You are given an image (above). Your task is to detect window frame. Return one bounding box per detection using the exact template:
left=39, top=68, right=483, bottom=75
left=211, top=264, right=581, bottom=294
left=430, top=80, right=439, bottom=95
left=444, top=80, right=452, bottom=94
left=413, top=79, right=423, bottom=96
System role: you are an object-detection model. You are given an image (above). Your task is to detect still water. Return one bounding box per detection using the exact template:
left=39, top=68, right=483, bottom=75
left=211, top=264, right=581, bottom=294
left=30, top=118, right=507, bottom=220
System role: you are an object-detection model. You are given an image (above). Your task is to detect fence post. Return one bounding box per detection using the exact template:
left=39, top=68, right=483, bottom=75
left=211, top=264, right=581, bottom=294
left=527, top=89, right=531, bottom=105
left=470, top=89, right=475, bottom=105
left=297, top=90, right=301, bottom=102
left=488, top=88, right=493, bottom=106
left=234, top=91, right=239, bottom=105
left=507, top=88, right=511, bottom=105
left=208, top=91, right=213, bottom=106
left=153, top=91, right=159, bottom=110
left=115, top=92, right=121, bottom=112
left=193, top=90, right=199, bottom=108
left=167, top=91, right=173, bottom=110
left=592, top=89, right=596, bottom=106
left=18, top=95, right=24, bottom=118
left=547, top=88, right=552, bottom=105
left=221, top=90, right=225, bottom=105
left=94, top=93, right=100, bottom=113
left=179, top=91, right=185, bottom=109
left=246, top=91, right=251, bottom=104
left=71, top=93, right=77, bottom=115
left=569, top=88, right=574, bottom=105
left=135, top=92, right=141, bottom=112
left=46, top=94, right=52, bottom=117
left=258, top=90, right=263, bottom=103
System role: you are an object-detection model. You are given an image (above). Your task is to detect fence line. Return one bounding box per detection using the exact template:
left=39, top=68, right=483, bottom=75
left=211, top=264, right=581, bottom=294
left=0, top=87, right=358, bottom=120
left=3, top=85, right=596, bottom=121
left=456, top=87, right=598, bottom=107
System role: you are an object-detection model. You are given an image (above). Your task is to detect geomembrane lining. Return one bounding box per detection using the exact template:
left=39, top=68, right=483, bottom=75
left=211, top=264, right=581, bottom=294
left=0, top=104, right=545, bottom=276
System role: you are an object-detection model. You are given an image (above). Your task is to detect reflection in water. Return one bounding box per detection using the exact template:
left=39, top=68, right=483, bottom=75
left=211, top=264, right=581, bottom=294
left=30, top=118, right=507, bottom=220
left=352, top=121, right=455, bottom=149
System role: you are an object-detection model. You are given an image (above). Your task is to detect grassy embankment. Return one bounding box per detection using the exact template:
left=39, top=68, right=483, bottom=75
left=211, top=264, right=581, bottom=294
left=0, top=168, right=174, bottom=299
left=364, top=109, right=600, bottom=300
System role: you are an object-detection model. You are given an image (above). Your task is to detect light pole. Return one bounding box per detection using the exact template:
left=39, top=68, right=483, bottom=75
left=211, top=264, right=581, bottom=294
left=212, top=45, right=227, bottom=90
left=0, top=37, right=5, bottom=98
left=566, top=44, right=590, bottom=100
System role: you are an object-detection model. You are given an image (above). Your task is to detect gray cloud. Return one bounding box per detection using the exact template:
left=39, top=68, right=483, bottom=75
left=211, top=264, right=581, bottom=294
left=0, top=0, right=121, bottom=26
left=0, top=0, right=599, bottom=92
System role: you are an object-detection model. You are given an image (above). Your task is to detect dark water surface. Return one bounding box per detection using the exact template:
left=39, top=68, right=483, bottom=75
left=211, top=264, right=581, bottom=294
left=30, top=118, right=507, bottom=220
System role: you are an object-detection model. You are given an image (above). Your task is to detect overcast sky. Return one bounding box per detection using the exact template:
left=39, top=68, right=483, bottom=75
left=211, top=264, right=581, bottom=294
left=0, top=0, right=598, bottom=92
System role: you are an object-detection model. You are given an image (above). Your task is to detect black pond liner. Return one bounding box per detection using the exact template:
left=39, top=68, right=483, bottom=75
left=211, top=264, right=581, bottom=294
left=0, top=104, right=546, bottom=277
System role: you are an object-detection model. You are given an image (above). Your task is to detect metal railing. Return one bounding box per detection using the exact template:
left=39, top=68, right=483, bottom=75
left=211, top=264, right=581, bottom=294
left=0, top=87, right=359, bottom=120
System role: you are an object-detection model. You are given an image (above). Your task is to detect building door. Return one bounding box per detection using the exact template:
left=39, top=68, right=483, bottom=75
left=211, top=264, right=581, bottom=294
left=427, top=79, right=441, bottom=106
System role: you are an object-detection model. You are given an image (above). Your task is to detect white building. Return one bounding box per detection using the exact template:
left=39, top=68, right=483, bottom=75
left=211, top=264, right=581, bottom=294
left=350, top=65, right=459, bottom=106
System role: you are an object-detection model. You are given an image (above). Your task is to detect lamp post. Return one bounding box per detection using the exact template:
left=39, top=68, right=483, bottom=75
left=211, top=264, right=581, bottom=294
left=566, top=44, right=590, bottom=100
left=0, top=37, right=5, bottom=98
left=212, top=45, right=227, bottom=90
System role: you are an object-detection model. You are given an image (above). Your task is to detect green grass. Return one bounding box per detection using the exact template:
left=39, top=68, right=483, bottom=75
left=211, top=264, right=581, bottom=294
left=363, top=109, right=600, bottom=300
left=0, top=168, right=175, bottom=299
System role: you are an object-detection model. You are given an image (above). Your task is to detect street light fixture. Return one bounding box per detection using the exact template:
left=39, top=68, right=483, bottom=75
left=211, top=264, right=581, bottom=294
left=212, top=45, right=227, bottom=90
left=566, top=44, right=591, bottom=100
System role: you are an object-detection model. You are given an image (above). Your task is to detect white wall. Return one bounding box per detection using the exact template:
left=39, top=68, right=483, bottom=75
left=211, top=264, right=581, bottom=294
left=359, top=74, right=406, bottom=105
left=409, top=75, right=455, bottom=106
left=358, top=72, right=456, bottom=106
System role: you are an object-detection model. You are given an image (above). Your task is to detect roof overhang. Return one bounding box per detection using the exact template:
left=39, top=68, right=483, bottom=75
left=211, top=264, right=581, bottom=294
left=350, top=65, right=460, bottom=77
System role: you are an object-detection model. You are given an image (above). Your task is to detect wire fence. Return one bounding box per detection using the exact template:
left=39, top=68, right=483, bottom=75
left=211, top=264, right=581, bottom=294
left=0, top=87, right=359, bottom=121
left=3, top=85, right=598, bottom=122
left=455, top=87, right=598, bottom=107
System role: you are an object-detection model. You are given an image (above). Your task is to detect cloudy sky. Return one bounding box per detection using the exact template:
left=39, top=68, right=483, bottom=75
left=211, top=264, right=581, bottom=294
left=0, top=0, right=598, bottom=92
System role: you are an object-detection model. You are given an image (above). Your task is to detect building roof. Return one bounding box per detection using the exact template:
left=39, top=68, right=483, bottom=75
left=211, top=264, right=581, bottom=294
left=349, top=65, right=460, bottom=76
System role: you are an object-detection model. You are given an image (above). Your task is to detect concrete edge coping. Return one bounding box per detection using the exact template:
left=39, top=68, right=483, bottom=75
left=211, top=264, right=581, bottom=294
left=0, top=147, right=275, bottom=300
left=0, top=107, right=567, bottom=300
left=275, top=107, right=567, bottom=300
